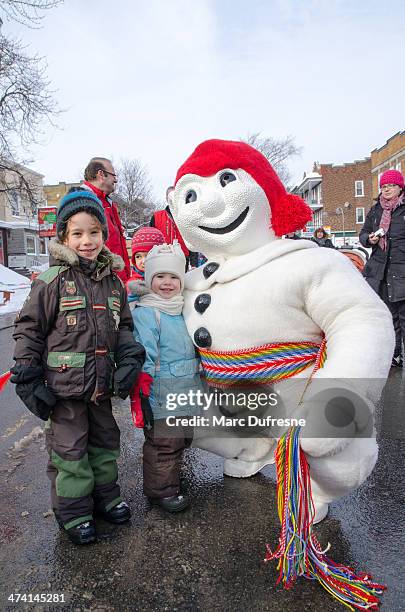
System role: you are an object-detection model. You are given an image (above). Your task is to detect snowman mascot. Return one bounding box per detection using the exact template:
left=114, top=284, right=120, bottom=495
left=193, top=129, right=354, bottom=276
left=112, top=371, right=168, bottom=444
left=168, top=139, right=394, bottom=522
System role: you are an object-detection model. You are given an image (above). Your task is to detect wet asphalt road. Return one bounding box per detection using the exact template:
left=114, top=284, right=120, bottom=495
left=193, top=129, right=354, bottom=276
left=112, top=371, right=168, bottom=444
left=0, top=319, right=404, bottom=612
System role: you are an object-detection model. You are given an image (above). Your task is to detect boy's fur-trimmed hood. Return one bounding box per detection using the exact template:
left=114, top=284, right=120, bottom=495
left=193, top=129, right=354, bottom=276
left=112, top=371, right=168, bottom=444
left=48, top=238, right=125, bottom=271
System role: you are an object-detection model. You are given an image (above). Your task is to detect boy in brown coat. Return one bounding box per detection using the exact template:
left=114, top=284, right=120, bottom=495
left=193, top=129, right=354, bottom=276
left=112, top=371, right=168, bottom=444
left=11, top=188, right=145, bottom=544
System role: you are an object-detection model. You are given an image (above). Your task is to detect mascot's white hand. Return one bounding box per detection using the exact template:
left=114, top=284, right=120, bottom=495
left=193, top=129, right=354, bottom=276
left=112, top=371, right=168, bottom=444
left=298, top=382, right=374, bottom=458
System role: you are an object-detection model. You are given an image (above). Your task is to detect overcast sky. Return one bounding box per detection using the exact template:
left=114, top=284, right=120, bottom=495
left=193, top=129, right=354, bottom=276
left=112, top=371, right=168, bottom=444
left=4, top=0, right=405, bottom=203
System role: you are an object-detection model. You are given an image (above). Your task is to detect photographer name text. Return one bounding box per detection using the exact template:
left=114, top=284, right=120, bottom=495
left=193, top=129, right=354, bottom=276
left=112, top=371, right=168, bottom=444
left=166, top=415, right=306, bottom=428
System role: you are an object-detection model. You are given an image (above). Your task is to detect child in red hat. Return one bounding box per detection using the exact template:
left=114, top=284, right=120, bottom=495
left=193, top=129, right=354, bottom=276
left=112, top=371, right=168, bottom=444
left=127, top=227, right=165, bottom=302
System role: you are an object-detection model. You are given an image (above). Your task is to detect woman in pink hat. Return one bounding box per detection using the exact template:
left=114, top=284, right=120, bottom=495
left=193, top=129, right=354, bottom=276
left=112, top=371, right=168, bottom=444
left=359, top=169, right=405, bottom=367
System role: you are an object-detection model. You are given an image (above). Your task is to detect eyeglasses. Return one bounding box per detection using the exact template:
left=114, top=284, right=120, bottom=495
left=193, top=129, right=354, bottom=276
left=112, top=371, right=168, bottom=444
left=101, top=169, right=117, bottom=179
left=381, top=184, right=397, bottom=190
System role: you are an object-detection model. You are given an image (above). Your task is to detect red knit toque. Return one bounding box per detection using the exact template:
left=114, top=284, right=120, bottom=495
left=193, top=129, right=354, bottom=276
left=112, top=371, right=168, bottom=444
left=379, top=169, right=404, bottom=189
left=174, top=139, right=312, bottom=236
left=131, top=227, right=165, bottom=263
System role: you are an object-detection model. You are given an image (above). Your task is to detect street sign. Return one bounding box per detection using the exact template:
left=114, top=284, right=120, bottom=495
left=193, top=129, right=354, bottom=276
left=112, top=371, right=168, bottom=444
left=38, top=207, right=57, bottom=237
left=302, top=223, right=315, bottom=238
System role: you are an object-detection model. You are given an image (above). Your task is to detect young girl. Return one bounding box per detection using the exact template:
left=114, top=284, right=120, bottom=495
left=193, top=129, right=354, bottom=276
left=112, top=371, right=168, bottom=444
left=11, top=188, right=145, bottom=545
left=126, top=227, right=165, bottom=302
left=131, top=241, right=205, bottom=512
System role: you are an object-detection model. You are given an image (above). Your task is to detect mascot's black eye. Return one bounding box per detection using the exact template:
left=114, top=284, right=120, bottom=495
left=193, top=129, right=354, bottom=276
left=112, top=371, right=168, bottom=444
left=220, top=172, right=236, bottom=187
left=185, top=190, right=197, bottom=204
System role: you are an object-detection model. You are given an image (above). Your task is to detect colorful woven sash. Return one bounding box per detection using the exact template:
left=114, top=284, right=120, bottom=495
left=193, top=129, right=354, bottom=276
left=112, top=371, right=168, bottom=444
left=199, top=340, right=327, bottom=387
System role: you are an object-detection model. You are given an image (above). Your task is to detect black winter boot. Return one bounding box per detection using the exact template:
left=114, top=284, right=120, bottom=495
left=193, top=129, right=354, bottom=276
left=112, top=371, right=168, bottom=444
left=65, top=520, right=97, bottom=545
left=95, top=501, right=131, bottom=524
left=151, top=494, right=189, bottom=512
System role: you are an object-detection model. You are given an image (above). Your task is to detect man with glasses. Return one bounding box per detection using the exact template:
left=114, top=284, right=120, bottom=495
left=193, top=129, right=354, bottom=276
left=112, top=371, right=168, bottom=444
left=83, top=157, right=131, bottom=281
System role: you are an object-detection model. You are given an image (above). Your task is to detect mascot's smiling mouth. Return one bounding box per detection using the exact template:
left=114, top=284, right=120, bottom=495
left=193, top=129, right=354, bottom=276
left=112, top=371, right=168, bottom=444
left=198, top=207, right=249, bottom=235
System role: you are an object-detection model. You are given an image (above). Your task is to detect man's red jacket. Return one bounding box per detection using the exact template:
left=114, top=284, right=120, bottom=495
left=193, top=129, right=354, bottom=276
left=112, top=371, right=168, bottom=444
left=83, top=181, right=131, bottom=282
left=151, top=208, right=190, bottom=256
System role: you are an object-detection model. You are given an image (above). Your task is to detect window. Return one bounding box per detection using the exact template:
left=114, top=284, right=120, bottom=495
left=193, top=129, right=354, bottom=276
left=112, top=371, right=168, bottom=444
left=26, top=234, right=36, bottom=254
left=356, top=208, right=365, bottom=224
left=396, top=161, right=402, bottom=172
left=312, top=185, right=321, bottom=205
left=313, top=210, right=323, bottom=226
left=8, top=190, right=20, bottom=216
left=355, top=181, right=364, bottom=197
left=39, top=237, right=47, bottom=255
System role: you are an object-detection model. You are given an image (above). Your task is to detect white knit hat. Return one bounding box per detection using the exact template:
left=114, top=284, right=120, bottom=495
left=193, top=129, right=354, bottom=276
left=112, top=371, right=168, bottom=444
left=144, top=240, right=186, bottom=290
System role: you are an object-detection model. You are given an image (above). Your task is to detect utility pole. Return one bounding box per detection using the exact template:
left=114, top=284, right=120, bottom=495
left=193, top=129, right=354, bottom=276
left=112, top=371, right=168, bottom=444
left=335, top=202, right=351, bottom=245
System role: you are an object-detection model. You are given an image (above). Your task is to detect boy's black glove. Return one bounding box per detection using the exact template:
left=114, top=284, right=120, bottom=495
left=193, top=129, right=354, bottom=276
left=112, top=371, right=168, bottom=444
left=114, top=357, right=143, bottom=399
left=114, top=340, right=145, bottom=400
left=10, top=364, right=57, bottom=421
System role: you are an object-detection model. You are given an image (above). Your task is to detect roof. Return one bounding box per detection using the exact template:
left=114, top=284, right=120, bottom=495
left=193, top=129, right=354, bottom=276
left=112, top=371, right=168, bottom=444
left=0, top=219, right=40, bottom=230
left=0, top=158, right=44, bottom=179
left=293, top=171, right=322, bottom=192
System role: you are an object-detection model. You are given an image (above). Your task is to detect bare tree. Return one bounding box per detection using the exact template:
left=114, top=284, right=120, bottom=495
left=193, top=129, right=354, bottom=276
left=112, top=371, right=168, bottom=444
left=0, top=0, right=62, bottom=28
left=0, top=35, right=59, bottom=206
left=0, top=1, right=62, bottom=206
left=243, top=133, right=302, bottom=186
left=115, top=158, right=156, bottom=228
left=0, top=35, right=58, bottom=158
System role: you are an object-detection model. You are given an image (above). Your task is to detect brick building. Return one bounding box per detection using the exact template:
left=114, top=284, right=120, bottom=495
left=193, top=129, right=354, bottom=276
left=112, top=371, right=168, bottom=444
left=43, top=181, right=81, bottom=207
left=293, top=158, right=372, bottom=245
left=317, top=158, right=372, bottom=244
left=371, top=131, right=405, bottom=198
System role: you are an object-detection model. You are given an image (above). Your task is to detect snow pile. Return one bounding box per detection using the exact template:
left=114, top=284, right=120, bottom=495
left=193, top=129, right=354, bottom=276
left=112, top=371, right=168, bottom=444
left=0, top=265, right=31, bottom=314
left=0, top=264, right=31, bottom=290
left=12, top=426, right=44, bottom=452
left=0, top=286, right=31, bottom=314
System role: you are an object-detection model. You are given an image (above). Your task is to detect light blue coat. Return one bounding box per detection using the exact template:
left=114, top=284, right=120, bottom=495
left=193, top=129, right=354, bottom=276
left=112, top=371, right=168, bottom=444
left=132, top=306, right=206, bottom=419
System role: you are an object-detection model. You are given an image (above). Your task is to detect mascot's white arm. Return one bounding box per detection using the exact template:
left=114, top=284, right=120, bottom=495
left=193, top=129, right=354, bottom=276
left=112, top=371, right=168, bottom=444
left=298, top=247, right=394, bottom=457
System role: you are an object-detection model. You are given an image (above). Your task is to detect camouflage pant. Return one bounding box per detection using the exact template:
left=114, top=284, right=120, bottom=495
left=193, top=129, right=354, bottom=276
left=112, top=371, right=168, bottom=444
left=46, top=398, right=121, bottom=529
